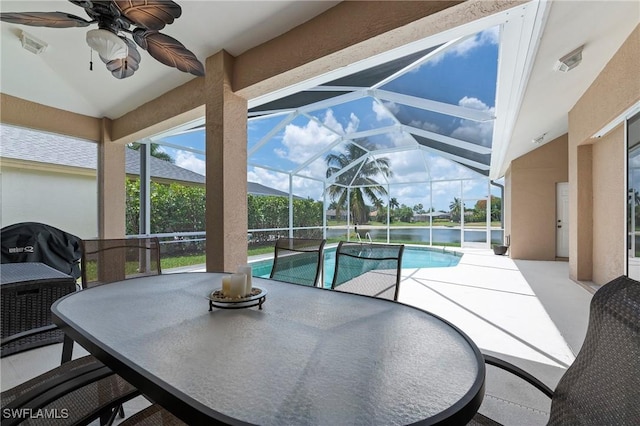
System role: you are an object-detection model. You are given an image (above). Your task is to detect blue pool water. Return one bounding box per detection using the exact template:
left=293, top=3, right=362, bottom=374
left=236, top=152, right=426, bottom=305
left=250, top=246, right=461, bottom=288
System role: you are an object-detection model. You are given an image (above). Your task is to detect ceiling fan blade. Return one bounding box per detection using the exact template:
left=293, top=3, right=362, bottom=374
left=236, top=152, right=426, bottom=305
left=0, top=12, right=92, bottom=28
left=114, top=0, right=181, bottom=31
left=133, top=29, right=204, bottom=76
left=100, top=37, right=141, bottom=79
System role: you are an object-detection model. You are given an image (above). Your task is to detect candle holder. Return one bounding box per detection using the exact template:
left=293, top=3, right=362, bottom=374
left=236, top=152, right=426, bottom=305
left=208, top=287, right=267, bottom=311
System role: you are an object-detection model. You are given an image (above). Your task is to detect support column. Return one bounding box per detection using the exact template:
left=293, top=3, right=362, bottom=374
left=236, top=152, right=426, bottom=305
left=205, top=50, right=248, bottom=272
left=574, top=144, right=593, bottom=281
left=97, top=118, right=125, bottom=238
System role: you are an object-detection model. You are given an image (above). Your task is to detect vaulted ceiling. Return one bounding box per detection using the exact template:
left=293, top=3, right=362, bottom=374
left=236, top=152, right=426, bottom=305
left=1, top=1, right=638, bottom=179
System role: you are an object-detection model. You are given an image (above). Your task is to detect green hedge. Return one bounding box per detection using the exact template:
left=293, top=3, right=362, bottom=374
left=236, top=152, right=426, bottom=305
left=126, top=180, right=324, bottom=251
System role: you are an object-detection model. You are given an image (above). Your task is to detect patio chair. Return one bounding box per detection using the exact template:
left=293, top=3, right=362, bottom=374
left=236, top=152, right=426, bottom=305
left=469, top=274, right=640, bottom=425
left=269, top=237, right=326, bottom=287
left=118, top=404, right=186, bottom=425
left=59, top=236, right=162, bottom=363
left=331, top=241, right=404, bottom=301
left=80, top=237, right=161, bottom=289
left=0, top=354, right=139, bottom=426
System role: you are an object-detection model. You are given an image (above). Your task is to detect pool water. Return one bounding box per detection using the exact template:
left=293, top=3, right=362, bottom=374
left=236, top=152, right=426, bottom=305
left=250, top=246, right=461, bottom=288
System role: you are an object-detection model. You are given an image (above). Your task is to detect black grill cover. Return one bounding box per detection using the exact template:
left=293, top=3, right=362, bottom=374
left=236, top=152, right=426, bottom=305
left=1, top=222, right=82, bottom=279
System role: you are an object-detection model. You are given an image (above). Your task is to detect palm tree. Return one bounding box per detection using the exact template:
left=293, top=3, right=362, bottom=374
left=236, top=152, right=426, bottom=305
left=128, top=143, right=174, bottom=163
left=449, top=197, right=463, bottom=222
left=325, top=144, right=392, bottom=225
left=389, top=197, right=400, bottom=209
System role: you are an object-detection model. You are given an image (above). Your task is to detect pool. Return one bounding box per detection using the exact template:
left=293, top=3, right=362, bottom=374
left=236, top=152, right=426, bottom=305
left=250, top=245, right=461, bottom=288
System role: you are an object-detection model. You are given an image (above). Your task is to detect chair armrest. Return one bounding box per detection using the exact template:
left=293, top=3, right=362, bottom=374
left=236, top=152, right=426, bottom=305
left=483, top=354, right=555, bottom=399
left=1, top=325, right=58, bottom=347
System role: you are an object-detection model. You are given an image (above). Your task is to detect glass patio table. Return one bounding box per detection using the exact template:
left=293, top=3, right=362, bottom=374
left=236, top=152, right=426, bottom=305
left=52, top=273, right=485, bottom=425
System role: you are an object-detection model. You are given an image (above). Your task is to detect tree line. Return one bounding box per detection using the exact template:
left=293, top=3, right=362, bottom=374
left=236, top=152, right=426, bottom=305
left=126, top=179, right=323, bottom=251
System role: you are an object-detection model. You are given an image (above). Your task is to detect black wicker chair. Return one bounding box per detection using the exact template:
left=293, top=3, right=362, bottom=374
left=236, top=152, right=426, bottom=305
left=0, top=355, right=138, bottom=426
left=118, top=404, right=186, bottom=426
left=269, top=237, right=326, bottom=287
left=331, top=241, right=404, bottom=301
left=58, top=236, right=163, bottom=364
left=80, top=237, right=162, bottom=289
left=469, top=275, right=640, bottom=425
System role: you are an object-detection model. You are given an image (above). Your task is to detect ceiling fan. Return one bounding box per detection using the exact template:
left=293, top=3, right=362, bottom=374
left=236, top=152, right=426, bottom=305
left=0, top=0, right=205, bottom=79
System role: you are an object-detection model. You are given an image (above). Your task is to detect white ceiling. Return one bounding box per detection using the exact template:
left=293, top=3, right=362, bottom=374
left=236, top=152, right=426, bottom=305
left=0, top=0, right=339, bottom=118
left=1, top=1, right=638, bottom=178
left=498, top=0, right=639, bottom=177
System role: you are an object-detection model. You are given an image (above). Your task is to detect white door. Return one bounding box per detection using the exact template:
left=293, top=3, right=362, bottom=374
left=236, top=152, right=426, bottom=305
left=556, top=182, right=569, bottom=257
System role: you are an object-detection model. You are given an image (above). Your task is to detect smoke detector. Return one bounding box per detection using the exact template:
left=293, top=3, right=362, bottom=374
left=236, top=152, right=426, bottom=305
left=532, top=133, right=546, bottom=144
left=20, top=31, right=48, bottom=55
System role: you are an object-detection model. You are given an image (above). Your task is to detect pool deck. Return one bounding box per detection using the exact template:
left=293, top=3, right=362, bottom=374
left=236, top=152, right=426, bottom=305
left=399, top=246, right=594, bottom=424
left=1, top=246, right=594, bottom=425
left=401, top=247, right=589, bottom=368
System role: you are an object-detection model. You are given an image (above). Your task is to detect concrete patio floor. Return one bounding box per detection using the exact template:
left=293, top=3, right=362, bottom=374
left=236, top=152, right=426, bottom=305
left=0, top=247, right=594, bottom=425
left=397, top=247, right=594, bottom=424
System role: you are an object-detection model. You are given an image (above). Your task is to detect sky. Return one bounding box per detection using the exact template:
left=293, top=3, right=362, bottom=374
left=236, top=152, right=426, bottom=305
left=158, top=27, right=502, bottom=212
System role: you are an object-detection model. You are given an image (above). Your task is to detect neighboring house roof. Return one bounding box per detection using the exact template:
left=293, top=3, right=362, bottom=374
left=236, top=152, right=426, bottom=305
left=248, top=182, right=303, bottom=199
left=0, top=125, right=299, bottom=197
left=124, top=149, right=205, bottom=184
left=0, top=125, right=96, bottom=170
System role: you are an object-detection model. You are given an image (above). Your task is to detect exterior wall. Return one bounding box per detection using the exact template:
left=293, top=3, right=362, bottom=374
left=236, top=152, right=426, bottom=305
left=568, top=24, right=640, bottom=284
left=0, top=94, right=101, bottom=142
left=0, top=165, right=98, bottom=238
left=592, top=126, right=625, bottom=284
left=506, top=134, right=568, bottom=260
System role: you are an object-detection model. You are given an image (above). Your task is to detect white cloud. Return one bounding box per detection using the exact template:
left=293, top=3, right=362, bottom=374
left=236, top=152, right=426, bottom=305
left=174, top=151, right=206, bottom=175
left=247, top=168, right=289, bottom=193
left=450, top=97, right=495, bottom=147
left=247, top=167, right=324, bottom=200
left=458, top=96, right=490, bottom=111
left=278, top=109, right=358, bottom=164
left=425, top=26, right=499, bottom=66
left=373, top=100, right=398, bottom=121
left=409, top=120, right=440, bottom=133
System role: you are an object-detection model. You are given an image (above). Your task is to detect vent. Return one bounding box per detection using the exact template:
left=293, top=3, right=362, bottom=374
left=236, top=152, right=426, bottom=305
left=20, top=31, right=48, bottom=55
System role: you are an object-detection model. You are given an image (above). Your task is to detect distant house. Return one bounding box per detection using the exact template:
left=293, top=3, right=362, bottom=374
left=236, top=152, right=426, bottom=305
left=425, top=211, right=451, bottom=220
left=326, top=209, right=348, bottom=220
left=0, top=125, right=298, bottom=237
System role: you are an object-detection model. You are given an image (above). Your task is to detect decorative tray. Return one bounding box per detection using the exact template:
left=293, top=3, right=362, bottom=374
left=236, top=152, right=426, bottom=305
left=207, top=287, right=267, bottom=311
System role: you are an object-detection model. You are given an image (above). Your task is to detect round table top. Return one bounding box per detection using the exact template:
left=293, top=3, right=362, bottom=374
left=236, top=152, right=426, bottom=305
left=53, top=272, right=484, bottom=425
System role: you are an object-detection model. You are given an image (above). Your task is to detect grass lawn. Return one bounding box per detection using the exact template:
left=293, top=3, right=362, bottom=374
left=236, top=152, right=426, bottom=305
left=158, top=236, right=463, bottom=271
left=161, top=254, right=205, bottom=270
left=158, top=221, right=499, bottom=270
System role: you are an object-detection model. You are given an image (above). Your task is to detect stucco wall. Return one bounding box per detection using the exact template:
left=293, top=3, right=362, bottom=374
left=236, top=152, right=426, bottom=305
left=568, top=24, right=640, bottom=284
left=0, top=166, right=98, bottom=238
left=507, top=134, right=568, bottom=260
left=592, top=126, right=626, bottom=284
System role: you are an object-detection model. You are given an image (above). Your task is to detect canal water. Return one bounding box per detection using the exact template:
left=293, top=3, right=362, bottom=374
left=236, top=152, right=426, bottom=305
left=326, top=227, right=504, bottom=245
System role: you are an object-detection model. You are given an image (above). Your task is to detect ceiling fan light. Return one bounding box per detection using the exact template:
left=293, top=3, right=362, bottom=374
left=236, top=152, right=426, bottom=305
left=86, top=29, right=128, bottom=61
